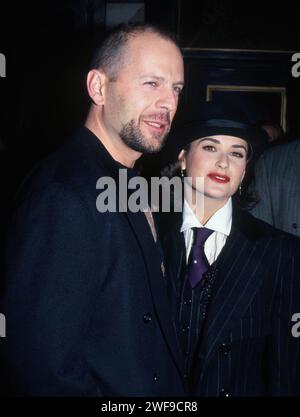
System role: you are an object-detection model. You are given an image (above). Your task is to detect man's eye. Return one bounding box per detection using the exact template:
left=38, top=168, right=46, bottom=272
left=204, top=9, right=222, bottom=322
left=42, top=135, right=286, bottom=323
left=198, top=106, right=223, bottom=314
left=174, top=86, right=182, bottom=95
left=144, top=81, right=158, bottom=87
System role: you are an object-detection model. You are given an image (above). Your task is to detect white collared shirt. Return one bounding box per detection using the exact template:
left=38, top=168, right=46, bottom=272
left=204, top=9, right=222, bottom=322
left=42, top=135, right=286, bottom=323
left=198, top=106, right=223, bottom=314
left=181, top=198, right=232, bottom=265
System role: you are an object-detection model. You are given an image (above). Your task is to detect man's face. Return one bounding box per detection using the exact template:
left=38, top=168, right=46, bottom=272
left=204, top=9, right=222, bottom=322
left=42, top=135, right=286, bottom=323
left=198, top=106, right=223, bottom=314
left=103, top=32, right=184, bottom=153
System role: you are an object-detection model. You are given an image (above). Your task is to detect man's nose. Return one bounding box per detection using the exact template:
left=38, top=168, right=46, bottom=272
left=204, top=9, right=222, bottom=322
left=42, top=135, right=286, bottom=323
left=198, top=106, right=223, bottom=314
left=156, top=87, right=178, bottom=113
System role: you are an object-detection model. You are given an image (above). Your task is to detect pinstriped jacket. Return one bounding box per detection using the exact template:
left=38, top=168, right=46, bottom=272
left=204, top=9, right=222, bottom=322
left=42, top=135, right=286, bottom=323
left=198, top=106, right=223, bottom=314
left=251, top=139, right=300, bottom=237
left=161, top=209, right=300, bottom=397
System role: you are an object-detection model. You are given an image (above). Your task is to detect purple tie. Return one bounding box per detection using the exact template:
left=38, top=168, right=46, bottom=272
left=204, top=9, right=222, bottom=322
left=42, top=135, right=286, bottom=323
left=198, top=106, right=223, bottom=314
left=188, top=227, right=213, bottom=288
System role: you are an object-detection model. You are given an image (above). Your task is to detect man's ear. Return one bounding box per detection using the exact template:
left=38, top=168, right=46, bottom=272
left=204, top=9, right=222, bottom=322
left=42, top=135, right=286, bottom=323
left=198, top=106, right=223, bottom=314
left=178, top=149, right=186, bottom=170
left=86, top=69, right=108, bottom=105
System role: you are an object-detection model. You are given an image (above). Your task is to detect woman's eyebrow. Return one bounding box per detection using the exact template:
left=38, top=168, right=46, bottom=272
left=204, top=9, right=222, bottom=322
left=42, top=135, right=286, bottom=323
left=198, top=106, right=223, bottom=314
left=199, top=138, right=247, bottom=152
left=231, top=144, right=248, bottom=152
left=199, top=138, right=220, bottom=143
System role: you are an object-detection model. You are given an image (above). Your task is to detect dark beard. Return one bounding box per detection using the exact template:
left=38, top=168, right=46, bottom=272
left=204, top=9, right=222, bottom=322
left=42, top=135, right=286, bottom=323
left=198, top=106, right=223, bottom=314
left=119, top=119, right=169, bottom=154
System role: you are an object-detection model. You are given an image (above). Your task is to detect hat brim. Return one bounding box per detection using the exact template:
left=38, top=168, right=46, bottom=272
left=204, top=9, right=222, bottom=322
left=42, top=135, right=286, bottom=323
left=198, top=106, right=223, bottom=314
left=162, top=123, right=254, bottom=164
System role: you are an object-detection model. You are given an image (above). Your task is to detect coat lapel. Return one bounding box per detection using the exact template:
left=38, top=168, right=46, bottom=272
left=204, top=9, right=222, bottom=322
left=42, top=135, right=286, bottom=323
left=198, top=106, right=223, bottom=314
left=163, top=222, right=186, bottom=334
left=166, top=220, right=186, bottom=295
left=124, top=209, right=185, bottom=375
left=196, top=210, right=272, bottom=381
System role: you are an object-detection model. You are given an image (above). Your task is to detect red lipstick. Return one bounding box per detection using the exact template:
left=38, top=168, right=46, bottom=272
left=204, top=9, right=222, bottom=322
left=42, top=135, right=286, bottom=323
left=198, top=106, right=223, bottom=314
left=207, top=172, right=230, bottom=183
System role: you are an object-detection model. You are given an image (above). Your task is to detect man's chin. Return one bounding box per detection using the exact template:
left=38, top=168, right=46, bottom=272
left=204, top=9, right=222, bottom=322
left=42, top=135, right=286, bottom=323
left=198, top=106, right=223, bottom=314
left=122, top=131, right=167, bottom=154
left=146, top=141, right=165, bottom=154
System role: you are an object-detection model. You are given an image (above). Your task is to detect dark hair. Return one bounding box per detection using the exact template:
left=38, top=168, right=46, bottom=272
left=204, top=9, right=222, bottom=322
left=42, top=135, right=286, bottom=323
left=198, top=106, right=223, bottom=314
left=160, top=142, right=258, bottom=210
left=255, top=120, right=285, bottom=143
left=160, top=143, right=191, bottom=178
left=90, top=23, right=180, bottom=81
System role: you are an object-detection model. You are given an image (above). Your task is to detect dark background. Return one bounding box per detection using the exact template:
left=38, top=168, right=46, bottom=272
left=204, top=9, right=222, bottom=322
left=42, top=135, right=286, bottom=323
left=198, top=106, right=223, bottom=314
left=0, top=0, right=300, bottom=216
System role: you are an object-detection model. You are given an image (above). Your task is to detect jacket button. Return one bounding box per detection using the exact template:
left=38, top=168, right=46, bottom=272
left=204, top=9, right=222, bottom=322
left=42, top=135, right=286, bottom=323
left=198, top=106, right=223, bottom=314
left=182, top=325, right=190, bottom=333
left=153, top=374, right=158, bottom=383
left=292, top=223, right=298, bottom=229
left=219, top=342, right=231, bottom=354
left=143, top=313, right=152, bottom=323
left=220, top=388, right=231, bottom=397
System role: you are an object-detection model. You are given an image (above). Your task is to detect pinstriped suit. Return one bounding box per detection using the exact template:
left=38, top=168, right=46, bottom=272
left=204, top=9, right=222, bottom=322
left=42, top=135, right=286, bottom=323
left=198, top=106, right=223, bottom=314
left=162, top=208, right=300, bottom=397
left=251, top=139, right=300, bottom=237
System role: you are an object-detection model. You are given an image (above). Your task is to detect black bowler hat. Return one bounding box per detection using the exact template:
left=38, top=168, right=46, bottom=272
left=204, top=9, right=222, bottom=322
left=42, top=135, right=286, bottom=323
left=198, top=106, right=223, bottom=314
left=161, top=101, right=269, bottom=165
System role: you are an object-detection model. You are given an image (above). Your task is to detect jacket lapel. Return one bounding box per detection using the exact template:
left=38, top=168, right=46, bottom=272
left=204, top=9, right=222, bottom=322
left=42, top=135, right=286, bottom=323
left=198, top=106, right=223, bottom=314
left=163, top=222, right=186, bottom=334
left=124, top=209, right=185, bottom=375
left=196, top=210, right=271, bottom=381
left=166, top=220, right=186, bottom=295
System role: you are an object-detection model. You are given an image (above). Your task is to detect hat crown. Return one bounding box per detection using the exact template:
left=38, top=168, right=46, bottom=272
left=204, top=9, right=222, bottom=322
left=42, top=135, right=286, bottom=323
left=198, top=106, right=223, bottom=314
left=196, top=101, right=250, bottom=126
left=160, top=101, right=269, bottom=167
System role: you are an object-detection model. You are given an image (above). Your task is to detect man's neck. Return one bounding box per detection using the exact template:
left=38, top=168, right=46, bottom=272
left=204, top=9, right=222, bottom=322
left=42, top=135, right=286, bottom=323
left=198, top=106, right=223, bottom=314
left=85, top=116, right=141, bottom=168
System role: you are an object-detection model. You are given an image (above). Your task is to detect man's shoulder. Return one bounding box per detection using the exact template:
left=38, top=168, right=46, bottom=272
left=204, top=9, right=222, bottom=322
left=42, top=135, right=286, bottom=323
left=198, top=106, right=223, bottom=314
left=22, top=127, right=105, bottom=182
left=16, top=127, right=109, bottom=199
left=261, top=138, right=300, bottom=163
left=44, top=126, right=109, bottom=182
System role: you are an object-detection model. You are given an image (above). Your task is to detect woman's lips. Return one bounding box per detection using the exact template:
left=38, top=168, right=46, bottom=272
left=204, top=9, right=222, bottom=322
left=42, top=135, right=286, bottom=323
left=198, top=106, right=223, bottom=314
left=207, top=172, right=230, bottom=183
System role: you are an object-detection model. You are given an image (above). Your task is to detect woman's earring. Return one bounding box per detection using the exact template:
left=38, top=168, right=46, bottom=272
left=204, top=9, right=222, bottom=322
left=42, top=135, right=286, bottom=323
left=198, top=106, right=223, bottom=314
left=180, top=169, right=186, bottom=180
left=239, top=183, right=242, bottom=196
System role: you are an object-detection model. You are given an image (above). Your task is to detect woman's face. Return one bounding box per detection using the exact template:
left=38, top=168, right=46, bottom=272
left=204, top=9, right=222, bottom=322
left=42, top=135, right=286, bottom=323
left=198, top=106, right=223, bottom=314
left=179, top=135, right=248, bottom=207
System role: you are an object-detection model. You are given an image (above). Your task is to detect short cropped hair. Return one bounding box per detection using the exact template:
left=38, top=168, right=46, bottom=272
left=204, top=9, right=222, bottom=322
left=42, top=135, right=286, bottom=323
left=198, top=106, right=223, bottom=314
left=90, top=23, right=180, bottom=81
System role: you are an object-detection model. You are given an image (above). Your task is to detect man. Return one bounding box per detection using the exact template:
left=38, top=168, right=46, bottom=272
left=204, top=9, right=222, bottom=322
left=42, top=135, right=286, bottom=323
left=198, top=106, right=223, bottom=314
left=0, top=23, right=185, bottom=396
left=251, top=138, right=300, bottom=236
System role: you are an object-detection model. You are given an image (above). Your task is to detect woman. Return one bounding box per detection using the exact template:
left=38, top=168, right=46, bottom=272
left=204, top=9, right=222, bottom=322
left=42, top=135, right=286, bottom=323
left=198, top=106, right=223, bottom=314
left=160, top=102, right=300, bottom=397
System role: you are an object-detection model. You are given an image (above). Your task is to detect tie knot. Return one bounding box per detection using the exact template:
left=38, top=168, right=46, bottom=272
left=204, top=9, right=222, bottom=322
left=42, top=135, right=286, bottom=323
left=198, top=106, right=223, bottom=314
left=193, top=227, right=213, bottom=247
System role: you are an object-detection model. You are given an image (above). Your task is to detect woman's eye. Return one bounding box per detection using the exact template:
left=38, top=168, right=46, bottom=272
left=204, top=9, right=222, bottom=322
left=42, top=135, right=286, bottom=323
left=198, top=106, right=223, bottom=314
left=231, top=151, right=245, bottom=158
left=202, top=145, right=216, bottom=152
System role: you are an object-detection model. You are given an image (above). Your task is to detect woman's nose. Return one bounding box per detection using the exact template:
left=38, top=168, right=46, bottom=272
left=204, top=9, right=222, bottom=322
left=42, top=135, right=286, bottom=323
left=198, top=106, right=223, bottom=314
left=216, top=153, right=229, bottom=169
